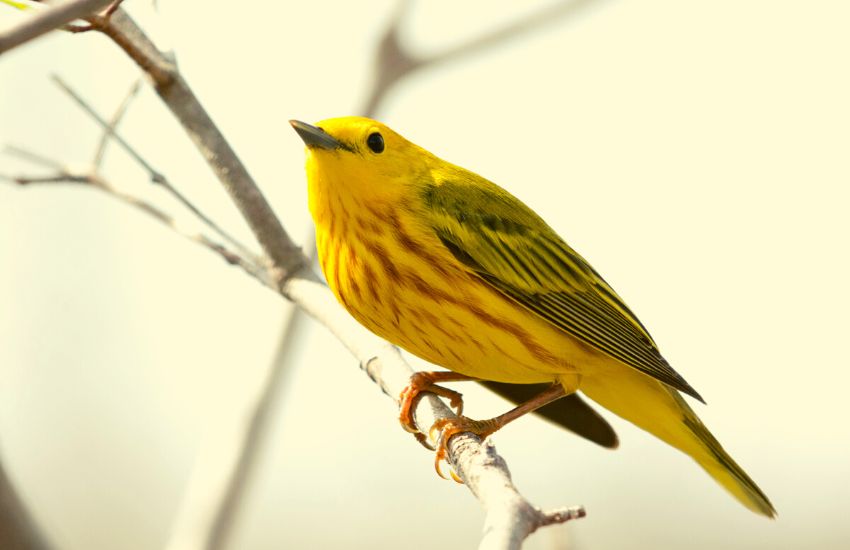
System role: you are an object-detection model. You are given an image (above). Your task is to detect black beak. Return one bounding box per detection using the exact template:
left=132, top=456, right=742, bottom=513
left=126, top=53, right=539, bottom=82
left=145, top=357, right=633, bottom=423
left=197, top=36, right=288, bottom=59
left=290, top=120, right=342, bottom=150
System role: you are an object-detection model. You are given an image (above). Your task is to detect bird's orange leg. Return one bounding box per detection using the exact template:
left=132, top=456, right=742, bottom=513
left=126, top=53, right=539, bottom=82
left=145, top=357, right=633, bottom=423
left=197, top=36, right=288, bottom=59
left=430, top=382, right=567, bottom=481
left=399, top=371, right=480, bottom=448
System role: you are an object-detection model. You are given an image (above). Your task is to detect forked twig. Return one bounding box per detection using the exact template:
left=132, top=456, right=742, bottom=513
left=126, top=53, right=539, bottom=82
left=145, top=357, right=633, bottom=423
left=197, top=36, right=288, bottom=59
left=50, top=74, right=260, bottom=264
left=360, top=0, right=605, bottom=115
left=93, top=78, right=140, bottom=169
left=1, top=154, right=274, bottom=290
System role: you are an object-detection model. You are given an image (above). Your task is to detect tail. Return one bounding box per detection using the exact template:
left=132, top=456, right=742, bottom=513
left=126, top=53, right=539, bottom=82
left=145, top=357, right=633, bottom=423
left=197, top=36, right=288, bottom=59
left=579, top=363, right=776, bottom=517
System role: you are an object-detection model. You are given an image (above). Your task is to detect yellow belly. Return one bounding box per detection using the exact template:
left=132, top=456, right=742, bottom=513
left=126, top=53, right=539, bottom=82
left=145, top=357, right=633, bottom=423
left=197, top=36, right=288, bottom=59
left=317, top=226, right=596, bottom=385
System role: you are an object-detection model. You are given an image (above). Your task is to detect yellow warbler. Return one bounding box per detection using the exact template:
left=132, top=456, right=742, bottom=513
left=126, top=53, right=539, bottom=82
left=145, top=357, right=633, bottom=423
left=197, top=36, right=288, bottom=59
left=291, top=117, right=775, bottom=517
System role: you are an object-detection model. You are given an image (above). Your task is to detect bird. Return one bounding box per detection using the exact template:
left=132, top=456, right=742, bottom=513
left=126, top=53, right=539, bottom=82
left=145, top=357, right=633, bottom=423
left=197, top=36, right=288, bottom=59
left=290, top=116, right=775, bottom=517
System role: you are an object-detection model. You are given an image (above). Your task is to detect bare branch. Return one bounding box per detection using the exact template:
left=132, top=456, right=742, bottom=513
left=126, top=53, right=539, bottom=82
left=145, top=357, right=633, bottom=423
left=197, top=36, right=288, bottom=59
left=0, top=0, right=113, bottom=55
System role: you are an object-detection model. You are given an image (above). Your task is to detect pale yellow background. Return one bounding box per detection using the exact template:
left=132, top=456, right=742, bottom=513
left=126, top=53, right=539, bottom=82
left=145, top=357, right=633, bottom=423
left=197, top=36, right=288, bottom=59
left=1, top=1, right=849, bottom=549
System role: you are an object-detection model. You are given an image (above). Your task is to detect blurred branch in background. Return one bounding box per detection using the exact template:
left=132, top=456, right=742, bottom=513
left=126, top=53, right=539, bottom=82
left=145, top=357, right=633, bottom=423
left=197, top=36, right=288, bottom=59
left=0, top=1, right=598, bottom=548
left=92, top=77, right=140, bottom=169
left=0, top=79, right=274, bottom=289
left=162, top=305, right=302, bottom=550
left=0, top=76, right=277, bottom=550
left=0, top=5, right=115, bottom=549
left=361, top=0, right=605, bottom=115
left=0, top=152, right=274, bottom=289
left=49, top=73, right=261, bottom=265
left=0, top=460, right=50, bottom=550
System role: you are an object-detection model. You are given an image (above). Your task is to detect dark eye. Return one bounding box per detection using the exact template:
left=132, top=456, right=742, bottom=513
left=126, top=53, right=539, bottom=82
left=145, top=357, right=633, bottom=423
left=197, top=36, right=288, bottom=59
left=366, top=132, right=384, bottom=153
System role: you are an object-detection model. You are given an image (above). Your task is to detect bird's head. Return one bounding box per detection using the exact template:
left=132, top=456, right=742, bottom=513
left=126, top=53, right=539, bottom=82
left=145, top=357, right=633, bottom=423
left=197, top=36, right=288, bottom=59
left=290, top=117, right=435, bottom=206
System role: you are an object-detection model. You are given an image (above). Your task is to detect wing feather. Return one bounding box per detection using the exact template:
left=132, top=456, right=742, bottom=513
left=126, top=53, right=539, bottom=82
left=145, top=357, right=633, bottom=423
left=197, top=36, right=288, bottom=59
left=424, top=177, right=703, bottom=402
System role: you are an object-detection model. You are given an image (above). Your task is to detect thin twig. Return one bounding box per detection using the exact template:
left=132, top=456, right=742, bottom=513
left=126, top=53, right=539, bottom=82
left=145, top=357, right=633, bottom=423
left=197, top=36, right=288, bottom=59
left=102, top=0, right=123, bottom=18
left=2, top=164, right=274, bottom=289
left=0, top=0, right=113, bottom=54
left=50, top=74, right=260, bottom=264
left=4, top=144, right=67, bottom=171
left=93, top=78, right=141, bottom=169
left=2, top=173, right=89, bottom=185
left=51, top=74, right=163, bottom=179
left=100, top=183, right=274, bottom=289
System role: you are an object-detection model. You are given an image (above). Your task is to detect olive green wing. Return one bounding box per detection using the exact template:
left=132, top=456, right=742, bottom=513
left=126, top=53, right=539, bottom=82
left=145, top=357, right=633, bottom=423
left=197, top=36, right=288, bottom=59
left=422, top=176, right=703, bottom=402
left=481, top=381, right=618, bottom=448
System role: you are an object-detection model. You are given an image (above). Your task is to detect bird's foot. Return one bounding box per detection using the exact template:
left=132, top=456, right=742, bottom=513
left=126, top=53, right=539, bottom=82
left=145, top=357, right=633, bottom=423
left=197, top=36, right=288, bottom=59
left=429, top=416, right=501, bottom=482
left=399, top=372, right=466, bottom=449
